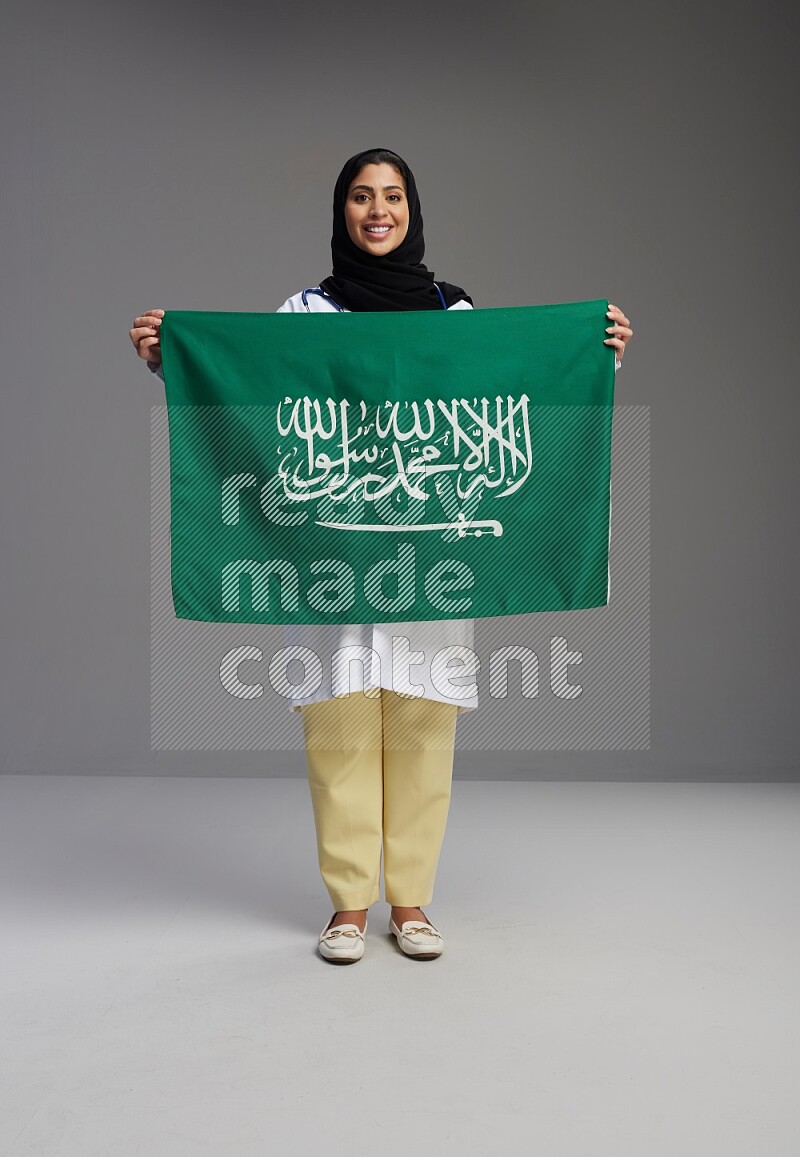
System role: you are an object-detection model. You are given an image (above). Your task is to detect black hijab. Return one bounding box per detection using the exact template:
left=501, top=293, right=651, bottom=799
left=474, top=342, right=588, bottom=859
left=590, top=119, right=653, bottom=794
left=318, top=148, right=473, bottom=312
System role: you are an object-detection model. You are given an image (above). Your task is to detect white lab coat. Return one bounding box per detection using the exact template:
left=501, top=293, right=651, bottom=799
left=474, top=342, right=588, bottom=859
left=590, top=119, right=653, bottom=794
left=152, top=288, right=620, bottom=716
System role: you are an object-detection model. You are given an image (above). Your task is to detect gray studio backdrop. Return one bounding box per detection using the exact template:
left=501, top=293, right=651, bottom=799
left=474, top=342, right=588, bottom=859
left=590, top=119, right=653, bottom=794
left=2, top=1, right=797, bottom=779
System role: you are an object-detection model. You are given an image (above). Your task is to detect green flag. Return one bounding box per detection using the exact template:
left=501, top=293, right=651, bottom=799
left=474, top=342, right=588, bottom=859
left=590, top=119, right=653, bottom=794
left=159, top=299, right=615, bottom=625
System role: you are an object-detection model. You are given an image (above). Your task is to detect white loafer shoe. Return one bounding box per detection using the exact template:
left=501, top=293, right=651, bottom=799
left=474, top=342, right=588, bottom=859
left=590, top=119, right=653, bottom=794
left=318, top=914, right=367, bottom=964
left=389, top=913, right=444, bottom=960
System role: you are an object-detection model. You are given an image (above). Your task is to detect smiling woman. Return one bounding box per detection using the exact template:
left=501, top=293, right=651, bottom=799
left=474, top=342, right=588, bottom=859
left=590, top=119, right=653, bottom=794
left=312, top=146, right=474, bottom=313
left=130, top=144, right=633, bottom=961
left=270, top=147, right=485, bottom=955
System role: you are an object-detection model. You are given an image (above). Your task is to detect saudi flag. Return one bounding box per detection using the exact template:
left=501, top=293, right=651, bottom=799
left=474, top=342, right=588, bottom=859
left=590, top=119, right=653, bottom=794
left=159, top=299, right=615, bottom=625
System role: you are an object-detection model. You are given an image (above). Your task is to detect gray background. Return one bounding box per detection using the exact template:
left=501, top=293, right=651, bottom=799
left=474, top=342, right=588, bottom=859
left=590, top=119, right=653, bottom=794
left=2, top=0, right=797, bottom=779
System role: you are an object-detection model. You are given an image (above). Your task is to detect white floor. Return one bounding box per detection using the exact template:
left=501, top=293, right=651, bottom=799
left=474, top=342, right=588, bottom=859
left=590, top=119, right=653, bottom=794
left=0, top=775, right=797, bottom=1156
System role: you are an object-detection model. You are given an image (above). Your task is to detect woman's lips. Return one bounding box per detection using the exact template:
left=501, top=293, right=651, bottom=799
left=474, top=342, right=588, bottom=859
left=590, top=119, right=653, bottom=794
left=364, top=226, right=393, bottom=238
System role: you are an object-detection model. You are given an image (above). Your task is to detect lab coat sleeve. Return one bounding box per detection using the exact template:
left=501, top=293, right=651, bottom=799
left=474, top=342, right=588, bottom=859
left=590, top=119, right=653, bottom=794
left=276, top=294, right=302, bottom=312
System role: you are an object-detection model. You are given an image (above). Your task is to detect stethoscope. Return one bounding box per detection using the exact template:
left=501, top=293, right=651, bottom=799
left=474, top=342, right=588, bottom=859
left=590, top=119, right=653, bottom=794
left=302, top=282, right=448, bottom=312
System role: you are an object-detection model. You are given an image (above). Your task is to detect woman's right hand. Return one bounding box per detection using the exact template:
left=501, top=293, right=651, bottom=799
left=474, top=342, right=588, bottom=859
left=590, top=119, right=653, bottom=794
left=130, top=309, right=164, bottom=366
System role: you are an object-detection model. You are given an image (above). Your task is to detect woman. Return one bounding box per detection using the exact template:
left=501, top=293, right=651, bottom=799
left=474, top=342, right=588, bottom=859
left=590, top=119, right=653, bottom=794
left=130, top=147, right=633, bottom=965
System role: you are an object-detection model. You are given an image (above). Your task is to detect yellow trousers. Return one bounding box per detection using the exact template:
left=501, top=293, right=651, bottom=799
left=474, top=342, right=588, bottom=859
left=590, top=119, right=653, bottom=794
left=300, top=689, right=460, bottom=911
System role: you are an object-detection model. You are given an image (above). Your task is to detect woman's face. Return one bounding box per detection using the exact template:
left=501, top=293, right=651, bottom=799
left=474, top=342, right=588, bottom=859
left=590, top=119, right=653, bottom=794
left=344, top=162, right=409, bottom=254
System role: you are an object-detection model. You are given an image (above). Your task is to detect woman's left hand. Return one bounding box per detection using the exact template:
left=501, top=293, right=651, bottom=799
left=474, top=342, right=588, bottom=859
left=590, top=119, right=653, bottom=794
left=605, top=303, right=633, bottom=363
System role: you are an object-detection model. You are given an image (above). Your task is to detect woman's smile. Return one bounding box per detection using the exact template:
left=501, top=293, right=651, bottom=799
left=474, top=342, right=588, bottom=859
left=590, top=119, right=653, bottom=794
left=362, top=223, right=395, bottom=246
